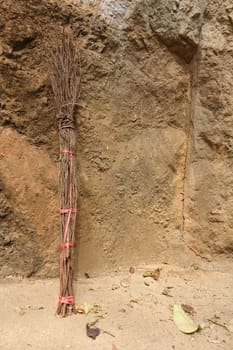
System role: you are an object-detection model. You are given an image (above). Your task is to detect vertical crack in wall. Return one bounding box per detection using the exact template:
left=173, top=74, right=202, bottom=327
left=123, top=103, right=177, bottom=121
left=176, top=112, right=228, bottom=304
left=180, top=48, right=207, bottom=259
left=180, top=1, right=210, bottom=259
left=181, top=47, right=209, bottom=260
left=181, top=50, right=199, bottom=232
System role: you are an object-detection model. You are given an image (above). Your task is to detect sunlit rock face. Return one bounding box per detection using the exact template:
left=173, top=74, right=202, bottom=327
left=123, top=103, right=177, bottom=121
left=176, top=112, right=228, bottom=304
left=0, top=0, right=232, bottom=277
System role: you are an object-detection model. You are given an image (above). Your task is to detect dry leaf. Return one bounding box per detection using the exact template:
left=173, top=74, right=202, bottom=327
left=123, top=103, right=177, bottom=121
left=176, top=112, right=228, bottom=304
left=76, top=303, right=95, bottom=315
left=162, top=287, right=173, bottom=297
left=83, top=303, right=94, bottom=315
left=143, top=268, right=160, bottom=280
left=86, top=321, right=101, bottom=339
left=153, top=268, right=161, bottom=280
left=181, top=304, right=196, bottom=315
left=143, top=271, right=152, bottom=278
left=173, top=304, right=199, bottom=334
left=96, top=314, right=106, bottom=320
left=189, top=264, right=199, bottom=272
left=76, top=306, right=85, bottom=314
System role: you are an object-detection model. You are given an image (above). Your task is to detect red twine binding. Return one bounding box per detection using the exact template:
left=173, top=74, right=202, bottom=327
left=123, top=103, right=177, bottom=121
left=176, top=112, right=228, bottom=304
left=59, top=208, right=77, bottom=214
left=60, top=242, right=74, bottom=250
left=58, top=296, right=74, bottom=305
left=57, top=149, right=77, bottom=310
left=60, top=150, right=75, bottom=156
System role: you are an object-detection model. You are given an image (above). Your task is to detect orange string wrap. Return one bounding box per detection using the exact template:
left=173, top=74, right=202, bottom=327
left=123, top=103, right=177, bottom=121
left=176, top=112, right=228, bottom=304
left=60, top=242, right=74, bottom=250
left=58, top=295, right=74, bottom=305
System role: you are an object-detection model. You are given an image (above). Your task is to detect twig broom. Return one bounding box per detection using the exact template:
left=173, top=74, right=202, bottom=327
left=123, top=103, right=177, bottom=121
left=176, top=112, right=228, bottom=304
left=49, top=27, right=80, bottom=317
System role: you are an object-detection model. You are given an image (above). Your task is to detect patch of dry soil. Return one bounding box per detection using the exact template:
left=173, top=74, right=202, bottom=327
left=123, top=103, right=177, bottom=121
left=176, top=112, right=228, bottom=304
left=1, top=262, right=233, bottom=350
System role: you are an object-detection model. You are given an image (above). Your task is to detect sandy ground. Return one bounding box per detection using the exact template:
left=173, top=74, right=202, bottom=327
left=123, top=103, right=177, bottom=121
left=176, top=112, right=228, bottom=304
left=1, top=262, right=233, bottom=350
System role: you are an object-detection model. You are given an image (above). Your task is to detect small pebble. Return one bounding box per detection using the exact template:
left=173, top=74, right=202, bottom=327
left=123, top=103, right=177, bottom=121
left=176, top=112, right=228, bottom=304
left=129, top=267, right=135, bottom=274
left=119, top=308, right=126, bottom=313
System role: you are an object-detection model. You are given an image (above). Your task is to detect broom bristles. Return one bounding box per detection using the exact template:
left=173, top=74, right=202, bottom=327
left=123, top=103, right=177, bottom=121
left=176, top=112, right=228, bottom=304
left=50, top=27, right=80, bottom=128
left=49, top=26, right=79, bottom=317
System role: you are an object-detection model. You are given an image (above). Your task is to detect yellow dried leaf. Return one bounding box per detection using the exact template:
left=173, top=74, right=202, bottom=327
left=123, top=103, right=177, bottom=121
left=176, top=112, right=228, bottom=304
left=83, top=302, right=94, bottom=315
left=76, top=306, right=85, bottom=314
left=173, top=304, right=199, bottom=334
left=76, top=303, right=94, bottom=315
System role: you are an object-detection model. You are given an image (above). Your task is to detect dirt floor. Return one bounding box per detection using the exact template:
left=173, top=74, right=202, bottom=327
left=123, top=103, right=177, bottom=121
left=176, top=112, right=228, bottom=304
left=1, top=261, right=233, bottom=350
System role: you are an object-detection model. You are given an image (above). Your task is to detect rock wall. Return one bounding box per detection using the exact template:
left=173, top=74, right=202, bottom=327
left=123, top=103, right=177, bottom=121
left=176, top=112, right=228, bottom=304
left=184, top=0, right=233, bottom=257
left=0, top=0, right=232, bottom=277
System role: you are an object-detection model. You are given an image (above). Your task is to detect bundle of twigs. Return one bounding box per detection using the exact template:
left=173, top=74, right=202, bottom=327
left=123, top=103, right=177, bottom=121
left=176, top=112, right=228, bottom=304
left=49, top=27, right=80, bottom=317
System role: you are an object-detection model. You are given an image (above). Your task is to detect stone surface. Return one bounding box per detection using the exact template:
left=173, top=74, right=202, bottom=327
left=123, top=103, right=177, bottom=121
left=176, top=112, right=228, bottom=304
left=0, top=127, right=58, bottom=277
left=0, top=0, right=232, bottom=277
left=128, top=0, right=204, bottom=62
left=184, top=0, right=233, bottom=256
